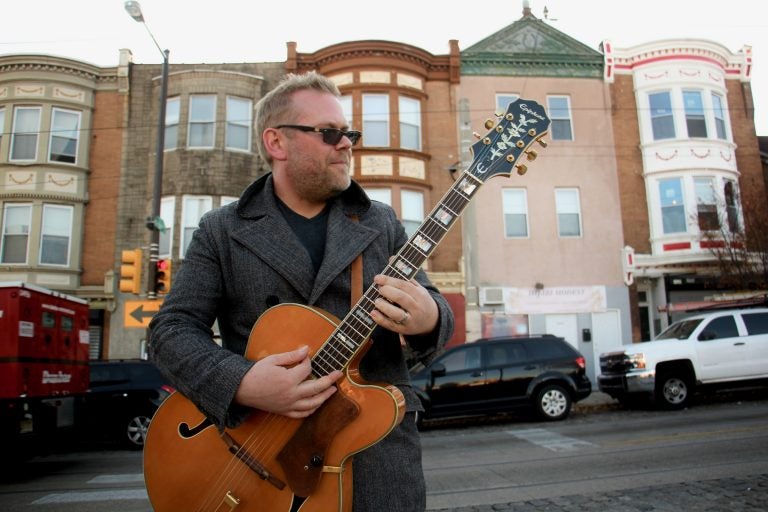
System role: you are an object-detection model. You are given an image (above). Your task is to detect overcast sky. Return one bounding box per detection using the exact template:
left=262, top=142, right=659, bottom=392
left=1, top=0, right=765, bottom=134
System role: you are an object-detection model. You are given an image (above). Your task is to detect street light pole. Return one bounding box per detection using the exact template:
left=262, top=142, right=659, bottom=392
left=124, top=0, right=168, bottom=299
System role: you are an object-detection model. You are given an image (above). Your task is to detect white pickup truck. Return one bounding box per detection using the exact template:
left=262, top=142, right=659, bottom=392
left=597, top=308, right=768, bottom=408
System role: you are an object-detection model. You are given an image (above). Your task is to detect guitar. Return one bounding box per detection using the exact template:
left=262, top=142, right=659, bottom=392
left=143, top=99, right=550, bottom=512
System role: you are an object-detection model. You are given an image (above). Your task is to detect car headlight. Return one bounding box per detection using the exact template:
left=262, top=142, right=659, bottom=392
left=626, top=353, right=646, bottom=370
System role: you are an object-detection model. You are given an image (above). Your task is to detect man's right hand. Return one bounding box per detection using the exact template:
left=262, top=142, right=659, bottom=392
left=234, top=345, right=342, bottom=418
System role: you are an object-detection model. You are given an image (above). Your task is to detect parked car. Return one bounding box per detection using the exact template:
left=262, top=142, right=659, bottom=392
left=77, top=359, right=174, bottom=448
left=410, top=335, right=592, bottom=425
left=598, top=308, right=768, bottom=409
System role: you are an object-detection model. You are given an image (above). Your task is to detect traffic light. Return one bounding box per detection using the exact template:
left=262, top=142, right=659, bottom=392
left=119, top=248, right=143, bottom=294
left=154, top=259, right=172, bottom=295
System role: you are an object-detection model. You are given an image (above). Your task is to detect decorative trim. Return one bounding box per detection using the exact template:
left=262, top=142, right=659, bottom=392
left=663, top=242, right=692, bottom=251
left=655, top=150, right=678, bottom=161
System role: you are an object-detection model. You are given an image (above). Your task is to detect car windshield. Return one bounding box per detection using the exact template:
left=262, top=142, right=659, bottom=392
left=655, top=318, right=703, bottom=340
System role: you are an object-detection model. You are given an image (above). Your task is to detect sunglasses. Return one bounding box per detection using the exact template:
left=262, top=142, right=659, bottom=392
left=275, top=125, right=362, bottom=146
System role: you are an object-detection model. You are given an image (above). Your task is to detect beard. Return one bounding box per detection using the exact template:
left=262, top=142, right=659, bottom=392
left=286, top=154, right=351, bottom=203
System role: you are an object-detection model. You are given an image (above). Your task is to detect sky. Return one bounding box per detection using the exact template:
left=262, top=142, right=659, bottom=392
left=1, top=0, right=766, bottom=135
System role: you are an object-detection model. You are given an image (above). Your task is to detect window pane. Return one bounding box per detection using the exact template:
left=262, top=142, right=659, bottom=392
left=11, top=107, right=41, bottom=160
left=399, top=96, right=421, bottom=151
left=401, top=190, right=424, bottom=237
left=711, top=93, right=727, bottom=140
left=1, top=204, right=31, bottom=264
left=165, top=97, right=180, bottom=150
left=503, top=189, right=528, bottom=237
left=364, top=188, right=392, bottom=206
left=159, top=196, right=175, bottom=257
left=363, top=94, right=389, bottom=147
left=40, top=205, right=73, bottom=265
left=49, top=109, right=80, bottom=164
left=189, top=95, right=215, bottom=148
left=723, top=180, right=740, bottom=233
left=339, top=95, right=353, bottom=126
left=695, top=177, right=719, bottom=231
left=556, top=189, right=581, bottom=237
left=547, top=96, right=573, bottom=141
left=683, top=90, right=707, bottom=138
left=649, top=92, right=675, bottom=140
left=181, top=196, right=212, bottom=257
left=226, top=97, right=251, bottom=151
left=743, top=313, right=768, bottom=335
left=659, top=178, right=686, bottom=234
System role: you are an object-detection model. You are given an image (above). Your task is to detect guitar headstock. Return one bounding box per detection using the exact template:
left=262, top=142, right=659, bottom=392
left=467, top=99, right=550, bottom=181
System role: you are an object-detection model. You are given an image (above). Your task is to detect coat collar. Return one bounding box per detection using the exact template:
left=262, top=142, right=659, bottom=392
left=231, top=174, right=377, bottom=304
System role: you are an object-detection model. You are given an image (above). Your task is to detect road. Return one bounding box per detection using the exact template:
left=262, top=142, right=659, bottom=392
left=0, top=389, right=765, bottom=512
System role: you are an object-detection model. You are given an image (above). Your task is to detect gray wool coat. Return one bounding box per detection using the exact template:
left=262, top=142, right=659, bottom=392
left=148, top=173, right=454, bottom=511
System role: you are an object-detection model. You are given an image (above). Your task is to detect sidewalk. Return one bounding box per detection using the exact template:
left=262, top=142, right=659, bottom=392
left=572, top=391, right=620, bottom=413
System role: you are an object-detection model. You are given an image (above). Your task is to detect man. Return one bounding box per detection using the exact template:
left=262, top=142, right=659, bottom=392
left=148, top=71, right=454, bottom=511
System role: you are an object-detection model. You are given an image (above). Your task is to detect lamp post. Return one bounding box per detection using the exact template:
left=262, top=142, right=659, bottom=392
left=124, top=0, right=169, bottom=299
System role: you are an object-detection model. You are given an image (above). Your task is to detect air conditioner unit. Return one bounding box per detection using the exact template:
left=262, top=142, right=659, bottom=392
left=480, top=287, right=505, bottom=306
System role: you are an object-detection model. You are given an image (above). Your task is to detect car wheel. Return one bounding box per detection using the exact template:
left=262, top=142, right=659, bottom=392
left=535, top=384, right=572, bottom=421
left=655, top=372, right=691, bottom=410
left=125, top=413, right=152, bottom=448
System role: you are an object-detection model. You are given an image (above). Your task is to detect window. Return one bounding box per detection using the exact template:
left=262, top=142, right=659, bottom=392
left=399, top=96, right=421, bottom=151
left=220, top=196, right=238, bottom=208
left=694, top=177, right=718, bottom=231
left=659, top=178, right=686, bottom=234
left=743, top=312, right=768, bottom=335
left=1, top=204, right=31, bottom=264
left=547, top=96, right=573, bottom=141
left=683, top=90, right=707, bottom=138
left=49, top=108, right=80, bottom=164
left=188, top=95, right=216, bottom=148
left=362, top=94, right=389, bottom=147
left=10, top=106, right=41, bottom=161
left=723, top=180, right=740, bottom=233
left=0, top=108, right=5, bottom=147
left=555, top=188, right=582, bottom=237
left=440, top=346, right=482, bottom=372
left=502, top=189, right=528, bottom=238
left=699, top=315, right=738, bottom=340
left=339, top=95, right=353, bottom=127
left=496, top=93, right=520, bottom=113
left=165, top=97, right=180, bottom=150
left=401, top=190, right=424, bottom=237
left=226, top=96, right=251, bottom=151
left=159, top=196, right=175, bottom=257
left=711, top=93, right=727, bottom=140
left=364, top=188, right=392, bottom=206
left=181, top=195, right=212, bottom=257
left=649, top=92, right=675, bottom=140
left=40, top=204, right=73, bottom=266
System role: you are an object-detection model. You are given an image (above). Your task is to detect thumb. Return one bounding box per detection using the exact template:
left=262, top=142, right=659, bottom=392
left=271, top=345, right=310, bottom=367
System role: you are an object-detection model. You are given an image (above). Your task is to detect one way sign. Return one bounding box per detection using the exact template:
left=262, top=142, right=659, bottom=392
left=124, top=300, right=164, bottom=328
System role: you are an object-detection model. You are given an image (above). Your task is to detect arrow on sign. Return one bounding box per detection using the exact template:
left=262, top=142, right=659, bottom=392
left=124, top=300, right=164, bottom=328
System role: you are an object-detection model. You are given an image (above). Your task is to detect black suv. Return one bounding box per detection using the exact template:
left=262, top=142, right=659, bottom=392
left=77, top=359, right=174, bottom=448
left=410, top=335, right=592, bottom=424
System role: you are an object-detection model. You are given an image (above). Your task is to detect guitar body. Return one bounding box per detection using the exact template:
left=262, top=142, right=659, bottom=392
left=144, top=303, right=405, bottom=512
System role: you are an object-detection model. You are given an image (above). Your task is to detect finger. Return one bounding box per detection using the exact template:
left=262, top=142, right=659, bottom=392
left=269, top=345, right=310, bottom=367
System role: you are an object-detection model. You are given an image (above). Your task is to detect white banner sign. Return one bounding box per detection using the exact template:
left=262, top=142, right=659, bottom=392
left=504, top=286, right=607, bottom=314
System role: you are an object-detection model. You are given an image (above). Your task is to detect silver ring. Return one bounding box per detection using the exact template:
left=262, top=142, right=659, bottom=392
left=397, top=311, right=410, bottom=325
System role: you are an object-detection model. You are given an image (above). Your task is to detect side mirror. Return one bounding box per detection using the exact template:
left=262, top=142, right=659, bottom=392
left=430, top=362, right=447, bottom=377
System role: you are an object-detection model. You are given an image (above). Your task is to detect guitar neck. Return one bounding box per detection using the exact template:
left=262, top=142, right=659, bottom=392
left=311, top=171, right=483, bottom=377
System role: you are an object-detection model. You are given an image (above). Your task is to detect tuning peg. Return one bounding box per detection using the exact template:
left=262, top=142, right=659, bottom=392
left=495, top=110, right=504, bottom=118
left=525, top=149, right=538, bottom=161
left=537, top=138, right=548, bottom=148
left=484, top=119, right=495, bottom=129
left=472, top=131, right=482, bottom=139
left=516, top=164, right=528, bottom=175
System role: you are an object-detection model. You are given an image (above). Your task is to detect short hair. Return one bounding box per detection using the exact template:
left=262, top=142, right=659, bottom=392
left=254, top=72, right=341, bottom=166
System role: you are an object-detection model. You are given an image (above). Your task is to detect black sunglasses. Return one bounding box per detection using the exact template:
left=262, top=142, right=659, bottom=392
left=275, top=125, right=362, bottom=146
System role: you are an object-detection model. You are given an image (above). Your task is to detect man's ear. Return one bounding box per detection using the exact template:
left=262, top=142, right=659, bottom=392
left=263, top=128, right=288, bottom=161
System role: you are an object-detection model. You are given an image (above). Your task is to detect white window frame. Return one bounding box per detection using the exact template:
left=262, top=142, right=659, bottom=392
left=555, top=188, right=582, bottom=237
left=339, top=95, right=353, bottom=127
left=398, top=96, right=421, bottom=151
left=502, top=188, right=529, bottom=238
left=48, top=108, right=81, bottom=165
left=362, top=94, right=389, bottom=147
left=180, top=195, right=212, bottom=258
left=188, top=95, right=216, bottom=149
left=683, top=89, right=707, bottom=138
left=1, top=203, right=32, bottom=264
left=711, top=92, right=728, bottom=140
left=165, top=97, right=180, bottom=151
left=546, top=96, right=573, bottom=141
left=10, top=106, right=41, bottom=161
left=658, top=177, right=687, bottom=235
left=225, top=96, right=252, bottom=152
left=39, top=204, right=73, bottom=266
left=648, top=90, right=676, bottom=140
left=363, top=188, right=392, bottom=206
left=159, top=196, right=175, bottom=258
left=694, top=177, right=719, bottom=231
